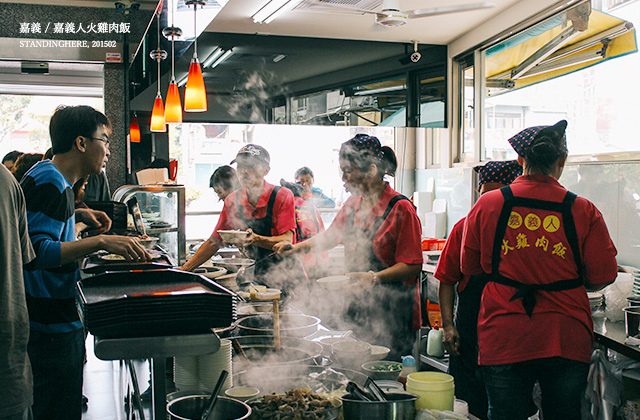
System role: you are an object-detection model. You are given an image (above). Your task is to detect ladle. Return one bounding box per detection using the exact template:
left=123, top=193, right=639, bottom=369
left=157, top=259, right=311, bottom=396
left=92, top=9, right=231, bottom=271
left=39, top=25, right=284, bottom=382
left=200, top=369, right=228, bottom=420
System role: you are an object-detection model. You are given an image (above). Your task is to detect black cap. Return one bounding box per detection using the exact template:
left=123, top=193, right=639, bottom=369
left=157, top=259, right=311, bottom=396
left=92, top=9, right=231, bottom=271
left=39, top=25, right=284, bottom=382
left=230, top=144, right=270, bottom=165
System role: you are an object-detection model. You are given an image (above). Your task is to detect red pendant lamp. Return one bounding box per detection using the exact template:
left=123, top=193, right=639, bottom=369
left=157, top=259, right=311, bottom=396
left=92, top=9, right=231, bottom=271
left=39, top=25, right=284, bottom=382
left=163, top=12, right=183, bottom=123
left=184, top=0, right=207, bottom=112
left=129, top=113, right=141, bottom=142
left=150, top=10, right=167, bottom=132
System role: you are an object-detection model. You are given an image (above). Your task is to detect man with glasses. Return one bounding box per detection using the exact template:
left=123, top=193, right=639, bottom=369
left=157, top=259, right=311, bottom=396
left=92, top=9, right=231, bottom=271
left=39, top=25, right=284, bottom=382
left=20, top=105, right=150, bottom=420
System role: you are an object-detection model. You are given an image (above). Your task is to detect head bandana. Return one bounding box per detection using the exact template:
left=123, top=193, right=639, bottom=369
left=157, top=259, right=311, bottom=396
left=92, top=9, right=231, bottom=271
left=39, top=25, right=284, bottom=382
left=474, top=160, right=522, bottom=187
left=507, top=120, right=568, bottom=157
left=343, top=134, right=384, bottom=160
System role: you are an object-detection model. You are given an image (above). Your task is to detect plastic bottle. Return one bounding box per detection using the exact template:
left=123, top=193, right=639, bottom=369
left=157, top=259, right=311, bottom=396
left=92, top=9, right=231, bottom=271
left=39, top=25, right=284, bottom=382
left=426, top=322, right=445, bottom=357
left=397, top=355, right=417, bottom=390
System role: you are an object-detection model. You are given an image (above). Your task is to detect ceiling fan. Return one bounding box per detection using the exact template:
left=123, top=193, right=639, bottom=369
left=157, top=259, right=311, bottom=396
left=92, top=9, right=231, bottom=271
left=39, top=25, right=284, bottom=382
left=316, top=0, right=496, bottom=28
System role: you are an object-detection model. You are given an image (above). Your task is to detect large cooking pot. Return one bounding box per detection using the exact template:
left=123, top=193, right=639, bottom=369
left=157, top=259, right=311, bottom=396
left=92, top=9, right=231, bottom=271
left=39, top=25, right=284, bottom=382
left=166, top=395, right=251, bottom=420
left=231, top=335, right=322, bottom=369
left=234, top=313, right=320, bottom=338
left=235, top=364, right=368, bottom=396
left=341, top=392, right=418, bottom=420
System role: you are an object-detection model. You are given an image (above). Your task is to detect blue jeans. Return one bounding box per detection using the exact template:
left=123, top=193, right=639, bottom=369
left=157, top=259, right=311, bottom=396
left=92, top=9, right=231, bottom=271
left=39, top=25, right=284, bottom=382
left=481, top=357, right=589, bottom=420
left=27, top=329, right=84, bottom=420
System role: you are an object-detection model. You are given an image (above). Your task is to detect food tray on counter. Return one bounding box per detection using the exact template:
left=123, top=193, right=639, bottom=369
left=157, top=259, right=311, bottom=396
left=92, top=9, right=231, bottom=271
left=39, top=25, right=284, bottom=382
left=81, top=250, right=174, bottom=274
left=77, top=269, right=237, bottom=338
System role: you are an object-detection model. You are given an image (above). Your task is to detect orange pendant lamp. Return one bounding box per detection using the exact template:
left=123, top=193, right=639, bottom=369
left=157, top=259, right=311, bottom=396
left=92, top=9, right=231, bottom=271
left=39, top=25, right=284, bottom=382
left=150, top=10, right=167, bottom=132
left=163, top=11, right=183, bottom=123
left=184, top=0, right=207, bottom=112
left=129, top=113, right=141, bottom=142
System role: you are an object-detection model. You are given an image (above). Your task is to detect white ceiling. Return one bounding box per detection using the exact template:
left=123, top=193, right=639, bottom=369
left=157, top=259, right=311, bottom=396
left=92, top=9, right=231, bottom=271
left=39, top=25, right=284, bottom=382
left=1, top=0, right=526, bottom=45
left=206, top=0, right=523, bottom=45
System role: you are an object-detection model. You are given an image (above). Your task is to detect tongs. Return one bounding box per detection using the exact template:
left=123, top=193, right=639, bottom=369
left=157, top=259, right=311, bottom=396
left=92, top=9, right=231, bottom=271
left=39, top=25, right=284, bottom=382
left=346, top=381, right=373, bottom=401
left=364, top=377, right=388, bottom=402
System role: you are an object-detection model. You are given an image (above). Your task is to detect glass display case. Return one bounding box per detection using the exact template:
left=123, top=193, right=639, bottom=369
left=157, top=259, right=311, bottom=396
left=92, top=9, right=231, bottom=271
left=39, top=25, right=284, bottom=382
left=113, top=185, right=186, bottom=264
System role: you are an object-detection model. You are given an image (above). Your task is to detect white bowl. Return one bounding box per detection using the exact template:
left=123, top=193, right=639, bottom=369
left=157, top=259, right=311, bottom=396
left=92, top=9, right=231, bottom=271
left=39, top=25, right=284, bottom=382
left=316, top=275, right=351, bottom=290
left=218, top=230, right=249, bottom=244
left=369, top=345, right=391, bottom=361
left=224, top=386, right=260, bottom=402
left=331, top=340, right=372, bottom=369
left=137, top=236, right=159, bottom=250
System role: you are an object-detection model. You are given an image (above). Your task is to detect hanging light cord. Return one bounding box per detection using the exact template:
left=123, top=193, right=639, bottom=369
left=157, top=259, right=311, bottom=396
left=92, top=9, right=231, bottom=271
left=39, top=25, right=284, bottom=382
left=193, top=2, right=198, bottom=60
left=156, top=10, right=161, bottom=96
left=171, top=0, right=175, bottom=81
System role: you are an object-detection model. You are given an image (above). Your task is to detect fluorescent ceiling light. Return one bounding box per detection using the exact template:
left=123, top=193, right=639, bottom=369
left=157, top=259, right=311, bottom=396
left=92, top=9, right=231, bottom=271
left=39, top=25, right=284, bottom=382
left=209, top=50, right=233, bottom=69
left=353, top=85, right=406, bottom=96
left=202, top=47, right=223, bottom=68
left=0, top=83, right=102, bottom=97
left=177, top=74, right=189, bottom=87
left=252, top=0, right=301, bottom=24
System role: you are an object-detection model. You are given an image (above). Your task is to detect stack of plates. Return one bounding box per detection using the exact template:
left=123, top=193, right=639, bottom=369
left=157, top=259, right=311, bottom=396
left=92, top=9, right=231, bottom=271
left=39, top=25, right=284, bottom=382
left=77, top=269, right=237, bottom=338
left=199, top=339, right=233, bottom=391
left=633, top=269, right=640, bottom=296
left=173, top=339, right=233, bottom=393
left=174, top=356, right=200, bottom=392
left=588, top=291, right=604, bottom=313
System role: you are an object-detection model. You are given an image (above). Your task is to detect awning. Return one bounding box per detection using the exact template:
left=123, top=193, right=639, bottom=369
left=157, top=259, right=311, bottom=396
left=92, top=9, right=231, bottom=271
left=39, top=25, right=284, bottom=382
left=484, top=8, right=637, bottom=95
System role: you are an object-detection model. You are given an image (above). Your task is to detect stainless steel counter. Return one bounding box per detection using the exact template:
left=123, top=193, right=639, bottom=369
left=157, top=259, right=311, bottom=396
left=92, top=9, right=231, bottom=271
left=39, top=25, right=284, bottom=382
left=593, top=317, right=640, bottom=361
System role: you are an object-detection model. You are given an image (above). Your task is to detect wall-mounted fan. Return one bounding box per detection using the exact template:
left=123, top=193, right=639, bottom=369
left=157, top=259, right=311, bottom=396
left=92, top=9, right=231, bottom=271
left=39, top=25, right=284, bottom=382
left=316, top=0, right=496, bottom=28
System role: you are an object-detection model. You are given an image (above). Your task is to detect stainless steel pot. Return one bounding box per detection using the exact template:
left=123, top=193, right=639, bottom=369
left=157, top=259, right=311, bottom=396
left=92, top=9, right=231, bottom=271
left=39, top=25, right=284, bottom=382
left=231, top=335, right=322, bottom=366
left=166, top=395, right=251, bottom=420
left=234, top=313, right=320, bottom=337
left=341, top=392, right=418, bottom=420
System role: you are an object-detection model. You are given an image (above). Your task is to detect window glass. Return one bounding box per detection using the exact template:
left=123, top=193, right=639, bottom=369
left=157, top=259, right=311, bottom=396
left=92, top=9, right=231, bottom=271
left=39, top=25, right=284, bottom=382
left=169, top=124, right=395, bottom=240
left=462, top=65, right=475, bottom=159
left=0, top=95, right=103, bottom=158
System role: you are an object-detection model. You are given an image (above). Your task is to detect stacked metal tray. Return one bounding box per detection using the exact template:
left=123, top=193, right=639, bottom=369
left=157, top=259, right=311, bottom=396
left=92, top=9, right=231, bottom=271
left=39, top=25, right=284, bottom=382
left=77, top=269, right=237, bottom=338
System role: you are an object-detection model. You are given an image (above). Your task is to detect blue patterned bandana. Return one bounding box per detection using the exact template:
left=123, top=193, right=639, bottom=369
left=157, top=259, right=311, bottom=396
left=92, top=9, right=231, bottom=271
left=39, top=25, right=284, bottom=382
left=343, top=134, right=384, bottom=160
left=507, top=120, right=568, bottom=157
left=474, top=160, right=522, bottom=187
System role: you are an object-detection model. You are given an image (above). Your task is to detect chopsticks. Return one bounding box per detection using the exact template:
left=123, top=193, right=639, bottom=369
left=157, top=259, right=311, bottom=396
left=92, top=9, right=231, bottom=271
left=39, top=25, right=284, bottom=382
left=231, top=338, right=251, bottom=364
left=246, top=251, right=278, bottom=268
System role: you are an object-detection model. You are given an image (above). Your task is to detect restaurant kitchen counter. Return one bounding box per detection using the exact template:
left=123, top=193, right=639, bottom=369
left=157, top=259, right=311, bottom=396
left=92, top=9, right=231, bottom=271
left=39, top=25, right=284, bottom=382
left=593, top=316, right=640, bottom=361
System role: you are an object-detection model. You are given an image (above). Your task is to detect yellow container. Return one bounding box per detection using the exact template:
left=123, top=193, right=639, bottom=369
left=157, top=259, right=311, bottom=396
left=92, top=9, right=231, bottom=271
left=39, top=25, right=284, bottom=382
left=406, top=372, right=455, bottom=411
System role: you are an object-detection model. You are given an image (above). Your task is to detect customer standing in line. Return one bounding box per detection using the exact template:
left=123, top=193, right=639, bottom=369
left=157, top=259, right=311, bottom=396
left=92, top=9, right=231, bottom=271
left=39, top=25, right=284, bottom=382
left=0, top=164, right=36, bottom=420
left=436, top=159, right=522, bottom=420
left=460, top=120, right=617, bottom=420
left=275, top=134, right=423, bottom=360
left=21, top=105, right=150, bottom=420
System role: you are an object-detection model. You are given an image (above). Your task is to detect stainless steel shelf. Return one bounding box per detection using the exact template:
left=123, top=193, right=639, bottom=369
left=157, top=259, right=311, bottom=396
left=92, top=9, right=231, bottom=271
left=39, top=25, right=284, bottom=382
left=146, top=227, right=178, bottom=234
left=420, top=353, right=449, bottom=372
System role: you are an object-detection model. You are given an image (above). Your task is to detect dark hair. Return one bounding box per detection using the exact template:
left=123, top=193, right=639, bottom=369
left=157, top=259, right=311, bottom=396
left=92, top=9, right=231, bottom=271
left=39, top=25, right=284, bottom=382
left=2, top=150, right=23, bottom=164
left=73, top=177, right=87, bottom=205
left=210, top=165, right=241, bottom=191
left=523, top=122, right=568, bottom=174
left=43, top=148, right=53, bottom=160
left=11, top=153, right=43, bottom=182
left=294, top=167, right=314, bottom=179
left=49, top=105, right=111, bottom=155
left=339, top=143, right=397, bottom=178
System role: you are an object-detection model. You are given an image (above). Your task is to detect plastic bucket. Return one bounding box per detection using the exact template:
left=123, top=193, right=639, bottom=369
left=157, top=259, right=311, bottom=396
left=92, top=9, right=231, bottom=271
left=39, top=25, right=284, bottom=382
left=406, top=372, right=454, bottom=411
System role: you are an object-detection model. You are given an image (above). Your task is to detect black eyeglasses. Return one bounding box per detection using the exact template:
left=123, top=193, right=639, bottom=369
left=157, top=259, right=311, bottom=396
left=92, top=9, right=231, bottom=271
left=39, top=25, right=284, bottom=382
left=88, top=137, right=110, bottom=146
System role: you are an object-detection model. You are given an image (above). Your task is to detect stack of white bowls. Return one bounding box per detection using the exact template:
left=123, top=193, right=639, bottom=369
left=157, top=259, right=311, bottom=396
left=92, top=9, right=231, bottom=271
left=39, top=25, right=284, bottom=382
left=173, top=339, right=233, bottom=392
left=588, top=291, right=604, bottom=313
left=633, top=269, right=640, bottom=296
left=199, top=339, right=233, bottom=392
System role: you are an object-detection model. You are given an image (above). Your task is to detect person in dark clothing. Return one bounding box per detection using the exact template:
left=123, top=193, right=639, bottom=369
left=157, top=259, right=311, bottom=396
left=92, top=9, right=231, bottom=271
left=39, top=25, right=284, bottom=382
left=210, top=165, right=241, bottom=201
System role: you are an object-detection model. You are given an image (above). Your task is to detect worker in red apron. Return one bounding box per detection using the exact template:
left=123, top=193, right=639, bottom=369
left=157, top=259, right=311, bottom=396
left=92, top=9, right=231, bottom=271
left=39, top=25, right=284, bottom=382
left=436, top=159, right=522, bottom=420
left=461, top=120, right=617, bottom=420
left=183, top=144, right=306, bottom=291
left=275, top=134, right=423, bottom=361
left=280, top=179, right=329, bottom=279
